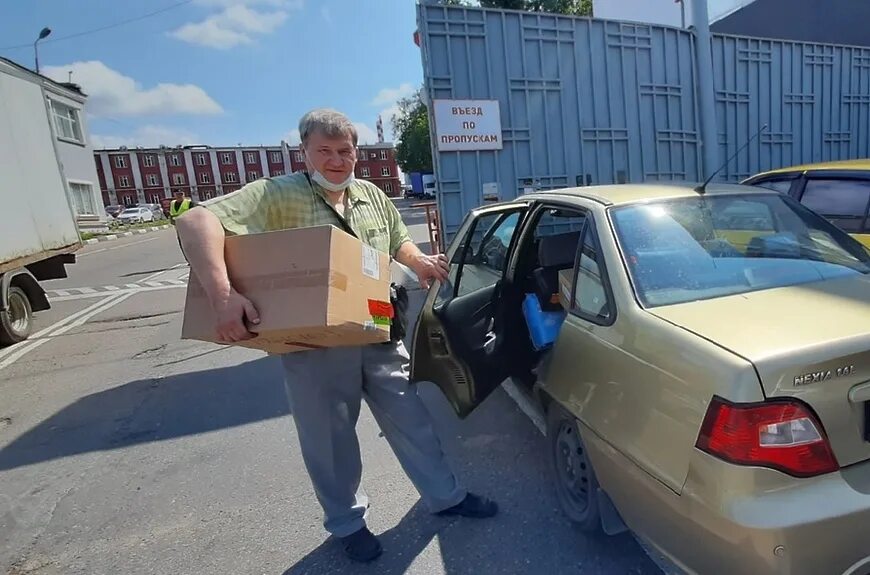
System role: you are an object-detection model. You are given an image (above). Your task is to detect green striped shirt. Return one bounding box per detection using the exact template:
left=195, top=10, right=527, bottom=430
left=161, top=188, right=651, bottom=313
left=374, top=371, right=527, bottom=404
left=200, top=172, right=412, bottom=257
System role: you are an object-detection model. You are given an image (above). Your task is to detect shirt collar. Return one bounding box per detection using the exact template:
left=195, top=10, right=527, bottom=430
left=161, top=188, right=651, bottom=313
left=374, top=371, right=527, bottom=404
left=309, top=175, right=370, bottom=205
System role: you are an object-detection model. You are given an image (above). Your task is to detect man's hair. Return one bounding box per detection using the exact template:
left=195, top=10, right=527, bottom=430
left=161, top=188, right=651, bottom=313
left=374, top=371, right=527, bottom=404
left=298, top=108, right=358, bottom=147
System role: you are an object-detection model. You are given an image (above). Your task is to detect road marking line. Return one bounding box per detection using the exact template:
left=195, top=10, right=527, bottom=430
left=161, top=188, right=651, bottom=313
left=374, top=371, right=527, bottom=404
left=0, top=293, right=134, bottom=371
left=125, top=283, right=141, bottom=289
left=77, top=237, right=159, bottom=257
left=103, top=285, right=120, bottom=291
left=144, top=281, right=163, bottom=287
left=502, top=379, right=546, bottom=436
left=52, top=289, right=71, bottom=297
left=76, top=287, right=97, bottom=294
left=0, top=295, right=123, bottom=365
left=48, top=283, right=187, bottom=302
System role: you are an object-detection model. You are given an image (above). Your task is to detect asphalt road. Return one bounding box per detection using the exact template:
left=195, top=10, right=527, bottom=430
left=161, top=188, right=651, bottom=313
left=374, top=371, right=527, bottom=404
left=0, top=201, right=659, bottom=575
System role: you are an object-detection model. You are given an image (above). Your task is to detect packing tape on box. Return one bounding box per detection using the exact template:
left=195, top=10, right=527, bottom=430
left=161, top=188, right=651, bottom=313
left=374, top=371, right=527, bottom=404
left=188, top=269, right=348, bottom=297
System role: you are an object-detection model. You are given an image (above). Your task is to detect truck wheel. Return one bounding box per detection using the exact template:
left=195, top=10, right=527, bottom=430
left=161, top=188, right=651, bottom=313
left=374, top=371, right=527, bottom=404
left=547, top=403, right=601, bottom=532
left=0, top=286, right=33, bottom=345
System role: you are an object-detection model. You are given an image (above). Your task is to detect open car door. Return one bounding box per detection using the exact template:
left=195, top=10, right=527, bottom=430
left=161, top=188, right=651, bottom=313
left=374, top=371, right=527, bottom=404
left=410, top=202, right=529, bottom=417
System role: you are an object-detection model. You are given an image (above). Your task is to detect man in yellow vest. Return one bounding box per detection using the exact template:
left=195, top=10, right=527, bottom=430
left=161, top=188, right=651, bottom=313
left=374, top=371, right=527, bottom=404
left=169, top=191, right=195, bottom=224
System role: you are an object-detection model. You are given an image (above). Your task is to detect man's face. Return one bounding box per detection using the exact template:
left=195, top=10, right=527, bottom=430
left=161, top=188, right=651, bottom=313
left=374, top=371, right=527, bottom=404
left=174, top=193, right=183, bottom=200
left=302, top=130, right=357, bottom=185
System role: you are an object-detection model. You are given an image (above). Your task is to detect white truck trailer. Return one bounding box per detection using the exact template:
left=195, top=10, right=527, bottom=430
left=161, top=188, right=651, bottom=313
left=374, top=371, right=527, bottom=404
left=0, top=58, right=82, bottom=345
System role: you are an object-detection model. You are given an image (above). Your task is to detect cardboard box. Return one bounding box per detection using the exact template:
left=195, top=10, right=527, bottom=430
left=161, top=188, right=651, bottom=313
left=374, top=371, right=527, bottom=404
left=557, top=268, right=573, bottom=309
left=181, top=225, right=392, bottom=354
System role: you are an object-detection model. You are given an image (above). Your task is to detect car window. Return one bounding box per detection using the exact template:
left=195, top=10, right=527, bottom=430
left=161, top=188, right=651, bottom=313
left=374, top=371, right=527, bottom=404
left=573, top=225, right=612, bottom=322
left=610, top=193, right=870, bottom=308
left=533, top=208, right=586, bottom=240
left=437, top=210, right=523, bottom=304
left=750, top=178, right=794, bottom=194
left=800, top=178, right=870, bottom=232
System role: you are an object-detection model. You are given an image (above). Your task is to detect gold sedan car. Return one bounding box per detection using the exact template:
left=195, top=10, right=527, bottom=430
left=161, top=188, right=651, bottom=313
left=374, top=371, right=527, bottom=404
left=410, top=183, right=870, bottom=575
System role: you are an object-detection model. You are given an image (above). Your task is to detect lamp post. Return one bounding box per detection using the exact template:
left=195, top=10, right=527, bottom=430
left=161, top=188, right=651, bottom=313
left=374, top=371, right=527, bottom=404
left=34, top=27, right=51, bottom=74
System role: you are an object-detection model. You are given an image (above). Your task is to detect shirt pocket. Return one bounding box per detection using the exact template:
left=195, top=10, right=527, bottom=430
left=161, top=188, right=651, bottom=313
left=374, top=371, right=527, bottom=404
left=363, top=225, right=390, bottom=253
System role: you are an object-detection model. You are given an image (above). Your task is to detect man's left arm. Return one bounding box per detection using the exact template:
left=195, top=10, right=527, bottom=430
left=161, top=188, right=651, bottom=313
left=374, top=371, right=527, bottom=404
left=385, top=198, right=449, bottom=289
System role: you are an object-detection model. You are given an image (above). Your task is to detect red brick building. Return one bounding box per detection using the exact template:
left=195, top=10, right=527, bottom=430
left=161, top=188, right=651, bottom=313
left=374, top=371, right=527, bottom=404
left=94, top=142, right=402, bottom=207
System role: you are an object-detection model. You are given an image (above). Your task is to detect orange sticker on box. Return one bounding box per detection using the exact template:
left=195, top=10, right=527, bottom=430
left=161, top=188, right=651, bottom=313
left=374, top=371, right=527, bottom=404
left=368, top=299, right=394, bottom=319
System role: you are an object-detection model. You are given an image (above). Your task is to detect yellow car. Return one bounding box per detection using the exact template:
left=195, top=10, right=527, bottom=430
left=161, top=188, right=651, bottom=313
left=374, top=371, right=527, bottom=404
left=743, top=159, right=870, bottom=248
left=411, top=182, right=870, bottom=575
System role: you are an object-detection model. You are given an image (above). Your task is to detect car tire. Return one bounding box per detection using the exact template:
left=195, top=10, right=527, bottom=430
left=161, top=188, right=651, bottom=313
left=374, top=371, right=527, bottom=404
left=547, top=402, right=601, bottom=532
left=0, top=286, right=33, bottom=345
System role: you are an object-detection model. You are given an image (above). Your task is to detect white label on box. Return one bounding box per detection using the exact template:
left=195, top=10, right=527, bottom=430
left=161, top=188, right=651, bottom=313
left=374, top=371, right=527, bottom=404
left=362, top=245, right=380, bottom=280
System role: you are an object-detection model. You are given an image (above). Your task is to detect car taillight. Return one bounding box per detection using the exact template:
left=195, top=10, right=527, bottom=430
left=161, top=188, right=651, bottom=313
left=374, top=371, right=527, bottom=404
left=695, top=397, right=839, bottom=478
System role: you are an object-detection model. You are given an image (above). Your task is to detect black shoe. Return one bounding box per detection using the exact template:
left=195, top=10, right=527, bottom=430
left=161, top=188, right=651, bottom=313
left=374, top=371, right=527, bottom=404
left=340, top=527, right=382, bottom=563
left=436, top=493, right=499, bottom=518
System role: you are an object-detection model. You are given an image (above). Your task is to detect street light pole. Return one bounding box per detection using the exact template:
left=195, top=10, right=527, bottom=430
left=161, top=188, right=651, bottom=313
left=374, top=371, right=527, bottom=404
left=34, top=27, right=51, bottom=74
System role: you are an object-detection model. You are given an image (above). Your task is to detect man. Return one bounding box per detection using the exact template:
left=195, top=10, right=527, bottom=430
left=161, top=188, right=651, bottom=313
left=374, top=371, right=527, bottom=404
left=168, top=190, right=195, bottom=224
left=175, top=109, right=497, bottom=563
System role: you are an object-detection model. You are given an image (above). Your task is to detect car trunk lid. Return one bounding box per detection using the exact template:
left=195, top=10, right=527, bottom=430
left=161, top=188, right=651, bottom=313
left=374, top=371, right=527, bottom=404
left=650, top=274, right=870, bottom=467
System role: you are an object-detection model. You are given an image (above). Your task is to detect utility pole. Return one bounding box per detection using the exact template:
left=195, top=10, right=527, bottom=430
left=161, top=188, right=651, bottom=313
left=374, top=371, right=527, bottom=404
left=691, top=0, right=720, bottom=181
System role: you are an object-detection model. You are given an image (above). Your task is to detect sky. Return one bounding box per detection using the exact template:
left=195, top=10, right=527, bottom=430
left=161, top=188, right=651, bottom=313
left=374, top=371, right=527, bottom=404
left=0, top=0, right=424, bottom=149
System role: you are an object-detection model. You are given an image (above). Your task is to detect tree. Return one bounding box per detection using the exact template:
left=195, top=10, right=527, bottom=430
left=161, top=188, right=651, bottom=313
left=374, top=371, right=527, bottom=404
left=449, top=0, right=593, bottom=15
left=392, top=88, right=433, bottom=174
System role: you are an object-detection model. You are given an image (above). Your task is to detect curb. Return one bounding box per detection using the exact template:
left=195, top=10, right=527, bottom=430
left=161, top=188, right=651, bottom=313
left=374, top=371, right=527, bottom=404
left=82, top=224, right=171, bottom=245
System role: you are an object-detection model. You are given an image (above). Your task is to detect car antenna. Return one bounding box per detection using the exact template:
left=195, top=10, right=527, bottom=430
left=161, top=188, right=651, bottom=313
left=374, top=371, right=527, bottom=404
left=695, top=123, right=768, bottom=194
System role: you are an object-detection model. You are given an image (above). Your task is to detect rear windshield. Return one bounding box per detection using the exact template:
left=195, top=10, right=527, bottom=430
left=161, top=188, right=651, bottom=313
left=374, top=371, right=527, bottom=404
left=610, top=193, right=870, bottom=307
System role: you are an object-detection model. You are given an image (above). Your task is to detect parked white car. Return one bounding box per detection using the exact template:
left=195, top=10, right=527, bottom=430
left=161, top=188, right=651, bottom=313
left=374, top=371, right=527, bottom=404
left=116, top=207, right=154, bottom=224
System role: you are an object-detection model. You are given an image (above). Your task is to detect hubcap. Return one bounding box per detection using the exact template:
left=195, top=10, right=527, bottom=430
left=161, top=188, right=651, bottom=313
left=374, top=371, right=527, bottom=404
left=555, top=421, right=590, bottom=514
left=8, top=292, right=28, bottom=334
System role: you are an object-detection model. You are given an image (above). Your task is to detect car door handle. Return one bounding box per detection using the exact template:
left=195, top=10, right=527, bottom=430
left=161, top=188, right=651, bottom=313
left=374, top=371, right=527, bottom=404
left=483, top=331, right=496, bottom=354
left=429, top=332, right=449, bottom=356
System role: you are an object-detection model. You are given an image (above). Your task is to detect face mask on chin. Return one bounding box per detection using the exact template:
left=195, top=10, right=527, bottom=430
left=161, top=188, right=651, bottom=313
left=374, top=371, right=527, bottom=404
left=310, top=169, right=354, bottom=193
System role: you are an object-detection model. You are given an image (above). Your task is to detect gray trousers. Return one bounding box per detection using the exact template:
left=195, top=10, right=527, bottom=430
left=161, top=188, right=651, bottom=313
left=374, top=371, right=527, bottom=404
left=280, top=341, right=467, bottom=537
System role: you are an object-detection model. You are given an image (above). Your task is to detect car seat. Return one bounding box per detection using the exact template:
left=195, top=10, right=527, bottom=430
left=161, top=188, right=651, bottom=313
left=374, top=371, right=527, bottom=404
left=532, top=231, right=582, bottom=311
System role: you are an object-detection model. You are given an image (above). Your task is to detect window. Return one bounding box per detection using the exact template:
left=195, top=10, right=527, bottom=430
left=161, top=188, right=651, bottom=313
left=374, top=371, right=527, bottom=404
left=245, top=152, right=256, bottom=164
left=800, top=179, right=870, bottom=233
left=221, top=153, right=232, bottom=165
left=381, top=166, right=391, bottom=177
left=361, top=166, right=371, bottom=177
left=204, top=191, right=213, bottom=200
left=119, top=176, right=130, bottom=187
left=143, top=155, right=155, bottom=168
left=147, top=174, right=158, bottom=186
left=438, top=210, right=523, bottom=304
left=573, top=224, right=612, bottom=322
left=196, top=154, right=207, bottom=166
left=225, top=172, right=237, bottom=183
left=271, top=152, right=281, bottom=163
left=170, top=154, right=181, bottom=167
left=610, top=194, right=870, bottom=308
left=750, top=177, right=794, bottom=194
left=200, top=172, right=210, bottom=184
left=150, top=193, right=162, bottom=204
left=114, top=156, right=127, bottom=168
left=248, top=171, right=259, bottom=181
left=172, top=173, right=185, bottom=185
left=68, top=182, right=96, bottom=215
left=272, top=170, right=284, bottom=176
left=294, top=152, right=304, bottom=162
left=711, top=199, right=775, bottom=231
left=50, top=100, right=83, bottom=142
left=379, top=149, right=388, bottom=160
left=122, top=195, right=134, bottom=206
left=384, top=182, right=393, bottom=193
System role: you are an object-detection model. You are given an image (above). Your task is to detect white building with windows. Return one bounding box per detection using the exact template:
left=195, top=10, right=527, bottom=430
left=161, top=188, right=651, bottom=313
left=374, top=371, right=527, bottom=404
left=42, top=79, right=107, bottom=231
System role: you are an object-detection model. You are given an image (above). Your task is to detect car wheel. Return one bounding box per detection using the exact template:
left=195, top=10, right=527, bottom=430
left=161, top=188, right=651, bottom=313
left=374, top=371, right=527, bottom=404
left=547, top=403, right=601, bottom=531
left=0, top=286, right=33, bottom=345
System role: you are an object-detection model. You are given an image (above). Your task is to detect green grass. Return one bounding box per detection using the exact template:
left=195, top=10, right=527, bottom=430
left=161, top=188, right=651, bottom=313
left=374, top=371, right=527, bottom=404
left=80, top=220, right=170, bottom=241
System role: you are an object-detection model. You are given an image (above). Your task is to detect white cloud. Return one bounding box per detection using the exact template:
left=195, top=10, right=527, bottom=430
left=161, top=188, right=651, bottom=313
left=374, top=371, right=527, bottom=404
left=42, top=61, right=222, bottom=118
left=91, top=125, right=200, bottom=149
left=170, top=0, right=300, bottom=49
left=370, top=83, right=415, bottom=107
left=284, top=122, right=378, bottom=146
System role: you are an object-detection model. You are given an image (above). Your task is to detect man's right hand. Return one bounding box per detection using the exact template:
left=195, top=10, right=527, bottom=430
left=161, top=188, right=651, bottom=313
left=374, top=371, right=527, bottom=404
left=213, top=290, right=260, bottom=343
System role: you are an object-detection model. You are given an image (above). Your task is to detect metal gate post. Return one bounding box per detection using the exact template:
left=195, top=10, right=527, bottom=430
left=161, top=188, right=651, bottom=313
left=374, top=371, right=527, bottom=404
left=691, top=0, right=721, bottom=180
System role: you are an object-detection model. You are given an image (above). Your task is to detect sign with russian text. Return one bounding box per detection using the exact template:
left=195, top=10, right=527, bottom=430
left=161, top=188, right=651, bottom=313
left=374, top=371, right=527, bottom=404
left=432, top=99, right=503, bottom=151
